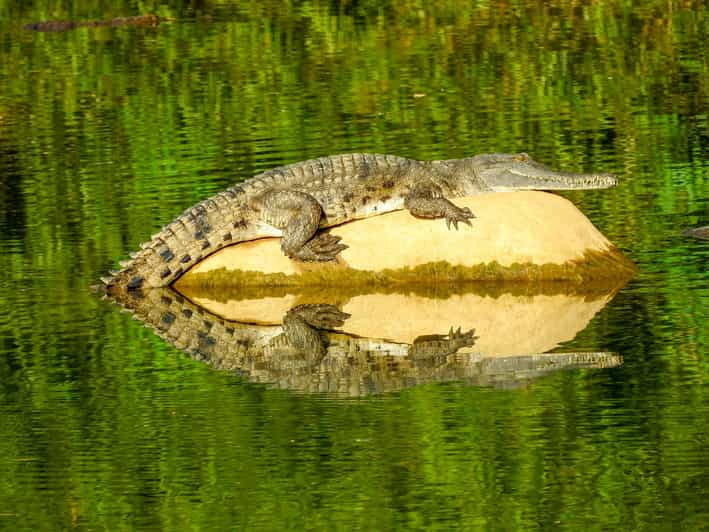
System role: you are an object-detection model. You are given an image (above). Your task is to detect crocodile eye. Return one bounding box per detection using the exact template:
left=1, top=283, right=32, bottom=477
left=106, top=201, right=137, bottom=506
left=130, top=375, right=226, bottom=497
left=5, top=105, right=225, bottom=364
left=514, top=153, right=530, bottom=162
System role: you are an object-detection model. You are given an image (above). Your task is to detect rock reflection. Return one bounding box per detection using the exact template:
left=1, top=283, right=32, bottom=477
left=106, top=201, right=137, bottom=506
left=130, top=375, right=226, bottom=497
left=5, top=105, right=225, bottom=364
left=105, top=282, right=625, bottom=395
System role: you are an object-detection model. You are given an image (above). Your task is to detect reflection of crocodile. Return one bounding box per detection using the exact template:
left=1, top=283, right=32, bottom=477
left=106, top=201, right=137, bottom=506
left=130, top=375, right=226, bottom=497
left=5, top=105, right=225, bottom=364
left=103, top=153, right=617, bottom=292
left=24, top=14, right=170, bottom=32
left=683, top=226, right=709, bottom=240
left=104, top=287, right=622, bottom=395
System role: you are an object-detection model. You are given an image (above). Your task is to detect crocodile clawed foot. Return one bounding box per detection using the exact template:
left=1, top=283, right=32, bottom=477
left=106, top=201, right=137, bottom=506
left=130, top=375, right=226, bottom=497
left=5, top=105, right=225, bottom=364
left=289, top=304, right=351, bottom=330
left=291, top=233, right=348, bottom=262
left=444, top=206, right=475, bottom=230
left=449, top=326, right=478, bottom=347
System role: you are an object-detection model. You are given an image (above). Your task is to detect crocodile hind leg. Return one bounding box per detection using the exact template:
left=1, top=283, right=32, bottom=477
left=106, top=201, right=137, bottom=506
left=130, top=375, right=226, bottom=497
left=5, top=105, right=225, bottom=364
left=285, top=304, right=351, bottom=331
left=267, top=304, right=350, bottom=369
left=405, top=182, right=476, bottom=229
left=254, top=189, right=348, bottom=262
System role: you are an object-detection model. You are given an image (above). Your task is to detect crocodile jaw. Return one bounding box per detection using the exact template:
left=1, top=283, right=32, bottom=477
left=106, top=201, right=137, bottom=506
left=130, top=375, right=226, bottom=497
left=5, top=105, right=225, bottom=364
left=474, top=153, right=618, bottom=192
left=484, top=169, right=619, bottom=191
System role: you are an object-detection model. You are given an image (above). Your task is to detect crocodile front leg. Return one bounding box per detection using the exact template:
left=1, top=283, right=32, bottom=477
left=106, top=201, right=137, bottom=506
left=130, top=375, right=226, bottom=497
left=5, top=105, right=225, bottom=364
left=404, top=182, right=476, bottom=229
left=254, top=190, right=348, bottom=261
left=409, top=327, right=478, bottom=368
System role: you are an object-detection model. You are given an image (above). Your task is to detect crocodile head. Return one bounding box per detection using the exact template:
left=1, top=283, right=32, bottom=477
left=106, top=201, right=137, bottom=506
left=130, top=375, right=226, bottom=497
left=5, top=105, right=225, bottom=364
left=463, top=153, right=618, bottom=192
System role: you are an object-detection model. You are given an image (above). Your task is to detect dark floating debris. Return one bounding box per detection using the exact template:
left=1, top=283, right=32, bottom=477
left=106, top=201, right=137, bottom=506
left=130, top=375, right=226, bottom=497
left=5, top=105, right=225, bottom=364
left=24, top=14, right=173, bottom=32
left=682, top=226, right=709, bottom=240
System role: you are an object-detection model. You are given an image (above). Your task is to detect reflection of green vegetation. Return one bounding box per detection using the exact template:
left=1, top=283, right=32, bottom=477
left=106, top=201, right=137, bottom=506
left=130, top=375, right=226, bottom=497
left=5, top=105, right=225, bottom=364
left=0, top=1, right=708, bottom=530
left=176, top=274, right=629, bottom=303
left=175, top=248, right=636, bottom=291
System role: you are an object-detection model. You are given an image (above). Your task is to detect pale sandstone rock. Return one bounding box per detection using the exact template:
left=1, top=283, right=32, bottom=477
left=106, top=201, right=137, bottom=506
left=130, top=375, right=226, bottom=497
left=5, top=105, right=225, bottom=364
left=183, top=290, right=616, bottom=357
left=178, top=191, right=632, bottom=283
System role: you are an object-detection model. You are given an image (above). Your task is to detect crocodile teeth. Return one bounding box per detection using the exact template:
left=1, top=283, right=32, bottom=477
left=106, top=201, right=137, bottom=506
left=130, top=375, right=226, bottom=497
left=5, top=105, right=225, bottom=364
left=109, top=269, right=121, bottom=276
left=119, top=260, right=132, bottom=268
left=100, top=276, right=113, bottom=285
left=130, top=251, right=139, bottom=259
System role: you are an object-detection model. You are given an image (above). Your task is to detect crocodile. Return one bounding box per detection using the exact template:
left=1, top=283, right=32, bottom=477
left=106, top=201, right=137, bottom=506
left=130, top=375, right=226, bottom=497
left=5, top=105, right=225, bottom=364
left=24, top=14, right=170, bottom=32
left=105, top=286, right=622, bottom=394
left=103, top=153, right=618, bottom=292
left=682, top=226, right=709, bottom=240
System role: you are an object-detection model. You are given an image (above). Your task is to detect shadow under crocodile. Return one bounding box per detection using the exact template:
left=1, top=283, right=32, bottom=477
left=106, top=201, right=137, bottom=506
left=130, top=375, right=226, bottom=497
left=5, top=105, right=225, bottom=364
left=104, top=281, right=626, bottom=396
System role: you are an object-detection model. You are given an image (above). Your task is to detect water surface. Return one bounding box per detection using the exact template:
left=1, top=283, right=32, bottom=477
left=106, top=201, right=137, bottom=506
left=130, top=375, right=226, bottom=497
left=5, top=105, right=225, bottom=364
left=1, top=1, right=708, bottom=530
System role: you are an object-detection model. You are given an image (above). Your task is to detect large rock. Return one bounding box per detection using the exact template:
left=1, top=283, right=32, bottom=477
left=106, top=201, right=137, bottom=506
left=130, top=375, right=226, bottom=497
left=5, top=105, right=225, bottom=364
left=176, top=191, right=635, bottom=287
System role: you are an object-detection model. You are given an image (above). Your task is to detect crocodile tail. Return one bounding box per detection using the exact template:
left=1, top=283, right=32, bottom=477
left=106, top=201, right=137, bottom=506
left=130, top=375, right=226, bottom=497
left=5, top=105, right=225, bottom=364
left=105, top=286, right=272, bottom=370
left=104, top=186, right=250, bottom=293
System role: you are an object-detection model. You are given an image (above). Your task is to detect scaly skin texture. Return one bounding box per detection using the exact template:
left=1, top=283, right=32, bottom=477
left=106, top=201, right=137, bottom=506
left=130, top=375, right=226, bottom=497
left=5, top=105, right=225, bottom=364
left=103, top=153, right=618, bottom=292
left=104, top=286, right=622, bottom=395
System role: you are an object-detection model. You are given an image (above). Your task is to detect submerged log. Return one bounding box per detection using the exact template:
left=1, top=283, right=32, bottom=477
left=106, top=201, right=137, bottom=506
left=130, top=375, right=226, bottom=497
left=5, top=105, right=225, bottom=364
left=176, top=191, right=635, bottom=288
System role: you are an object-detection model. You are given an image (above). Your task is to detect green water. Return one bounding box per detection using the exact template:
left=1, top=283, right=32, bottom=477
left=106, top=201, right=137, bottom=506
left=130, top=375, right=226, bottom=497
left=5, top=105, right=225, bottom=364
left=1, top=1, right=708, bottom=530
